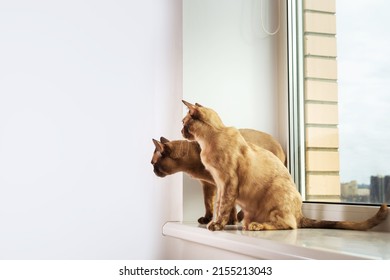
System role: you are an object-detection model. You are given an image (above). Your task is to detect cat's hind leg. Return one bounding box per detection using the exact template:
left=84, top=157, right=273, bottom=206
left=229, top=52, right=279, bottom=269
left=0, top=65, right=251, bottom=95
left=243, top=211, right=297, bottom=231
left=244, top=222, right=292, bottom=231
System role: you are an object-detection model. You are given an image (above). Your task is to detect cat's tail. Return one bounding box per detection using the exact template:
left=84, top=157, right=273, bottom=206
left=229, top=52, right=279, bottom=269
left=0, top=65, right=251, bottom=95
left=299, top=204, right=388, bottom=230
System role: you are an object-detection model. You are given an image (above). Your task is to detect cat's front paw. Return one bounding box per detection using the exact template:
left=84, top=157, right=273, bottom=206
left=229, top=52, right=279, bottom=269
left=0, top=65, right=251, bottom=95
left=198, top=216, right=212, bottom=225
left=207, top=221, right=224, bottom=231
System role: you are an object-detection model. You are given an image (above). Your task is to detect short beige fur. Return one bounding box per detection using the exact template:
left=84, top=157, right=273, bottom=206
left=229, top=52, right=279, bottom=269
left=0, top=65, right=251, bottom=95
left=151, top=129, right=286, bottom=224
left=181, top=100, right=388, bottom=231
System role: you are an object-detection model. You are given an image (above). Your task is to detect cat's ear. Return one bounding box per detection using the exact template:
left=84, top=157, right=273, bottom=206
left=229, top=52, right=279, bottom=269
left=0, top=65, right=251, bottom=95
left=160, top=137, right=170, bottom=144
left=153, top=138, right=171, bottom=155
left=182, top=100, right=195, bottom=109
left=195, top=102, right=203, bottom=107
left=152, top=138, right=164, bottom=153
left=182, top=100, right=199, bottom=118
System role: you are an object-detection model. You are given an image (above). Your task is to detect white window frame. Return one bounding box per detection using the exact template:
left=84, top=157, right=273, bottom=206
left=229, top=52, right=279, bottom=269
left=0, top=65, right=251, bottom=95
left=287, top=0, right=389, bottom=232
left=287, top=0, right=305, bottom=193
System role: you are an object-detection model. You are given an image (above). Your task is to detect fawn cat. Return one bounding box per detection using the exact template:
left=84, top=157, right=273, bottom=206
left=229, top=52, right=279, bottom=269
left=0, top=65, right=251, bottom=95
left=151, top=129, right=286, bottom=224
left=182, top=100, right=388, bottom=231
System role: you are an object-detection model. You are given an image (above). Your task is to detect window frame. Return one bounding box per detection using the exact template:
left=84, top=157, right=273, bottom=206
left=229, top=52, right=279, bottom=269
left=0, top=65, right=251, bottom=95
left=287, top=0, right=306, bottom=196
left=287, top=0, right=389, bottom=231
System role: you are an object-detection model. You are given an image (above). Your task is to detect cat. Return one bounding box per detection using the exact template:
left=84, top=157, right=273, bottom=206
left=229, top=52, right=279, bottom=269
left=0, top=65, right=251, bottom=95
left=182, top=100, right=389, bottom=231
left=151, top=128, right=286, bottom=224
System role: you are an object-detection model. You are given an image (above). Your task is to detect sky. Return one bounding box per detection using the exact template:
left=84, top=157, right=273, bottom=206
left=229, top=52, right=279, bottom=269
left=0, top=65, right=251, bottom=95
left=337, top=0, right=390, bottom=184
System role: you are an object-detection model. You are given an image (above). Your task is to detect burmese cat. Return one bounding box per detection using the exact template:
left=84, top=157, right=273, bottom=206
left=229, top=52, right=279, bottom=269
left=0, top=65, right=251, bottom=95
left=182, top=100, right=388, bottom=231
left=151, top=128, right=286, bottom=224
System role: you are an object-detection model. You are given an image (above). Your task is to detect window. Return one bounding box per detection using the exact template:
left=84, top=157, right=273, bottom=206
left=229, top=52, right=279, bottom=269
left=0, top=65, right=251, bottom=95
left=181, top=0, right=389, bottom=226
left=290, top=0, right=390, bottom=205
left=182, top=0, right=287, bottom=221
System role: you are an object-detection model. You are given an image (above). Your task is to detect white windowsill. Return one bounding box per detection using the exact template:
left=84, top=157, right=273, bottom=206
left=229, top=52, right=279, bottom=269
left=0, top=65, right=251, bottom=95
left=163, top=222, right=390, bottom=259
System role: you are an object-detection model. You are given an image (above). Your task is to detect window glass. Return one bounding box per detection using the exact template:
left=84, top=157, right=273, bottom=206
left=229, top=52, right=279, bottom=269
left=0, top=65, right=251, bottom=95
left=302, top=0, right=390, bottom=204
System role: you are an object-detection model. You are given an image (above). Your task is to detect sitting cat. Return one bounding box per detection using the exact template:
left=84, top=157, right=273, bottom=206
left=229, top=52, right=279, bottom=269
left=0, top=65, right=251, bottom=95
left=151, top=129, right=286, bottom=224
left=182, top=100, right=388, bottom=231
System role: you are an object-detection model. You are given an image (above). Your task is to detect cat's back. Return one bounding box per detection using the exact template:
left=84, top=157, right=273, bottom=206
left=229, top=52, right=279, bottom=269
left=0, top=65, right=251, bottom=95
left=238, top=128, right=286, bottom=164
left=211, top=127, right=284, bottom=174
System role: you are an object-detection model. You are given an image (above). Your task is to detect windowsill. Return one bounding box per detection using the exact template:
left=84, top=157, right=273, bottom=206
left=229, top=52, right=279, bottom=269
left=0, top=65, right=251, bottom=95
left=163, top=222, right=390, bottom=259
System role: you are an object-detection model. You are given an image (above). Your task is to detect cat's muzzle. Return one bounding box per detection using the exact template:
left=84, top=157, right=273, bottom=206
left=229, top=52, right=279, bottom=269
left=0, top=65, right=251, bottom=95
left=153, top=165, right=166, bottom=177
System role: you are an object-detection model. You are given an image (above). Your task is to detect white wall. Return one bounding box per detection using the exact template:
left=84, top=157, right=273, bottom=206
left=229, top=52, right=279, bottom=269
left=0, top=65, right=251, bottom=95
left=182, top=0, right=287, bottom=222
left=183, top=0, right=282, bottom=132
left=0, top=0, right=182, bottom=259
